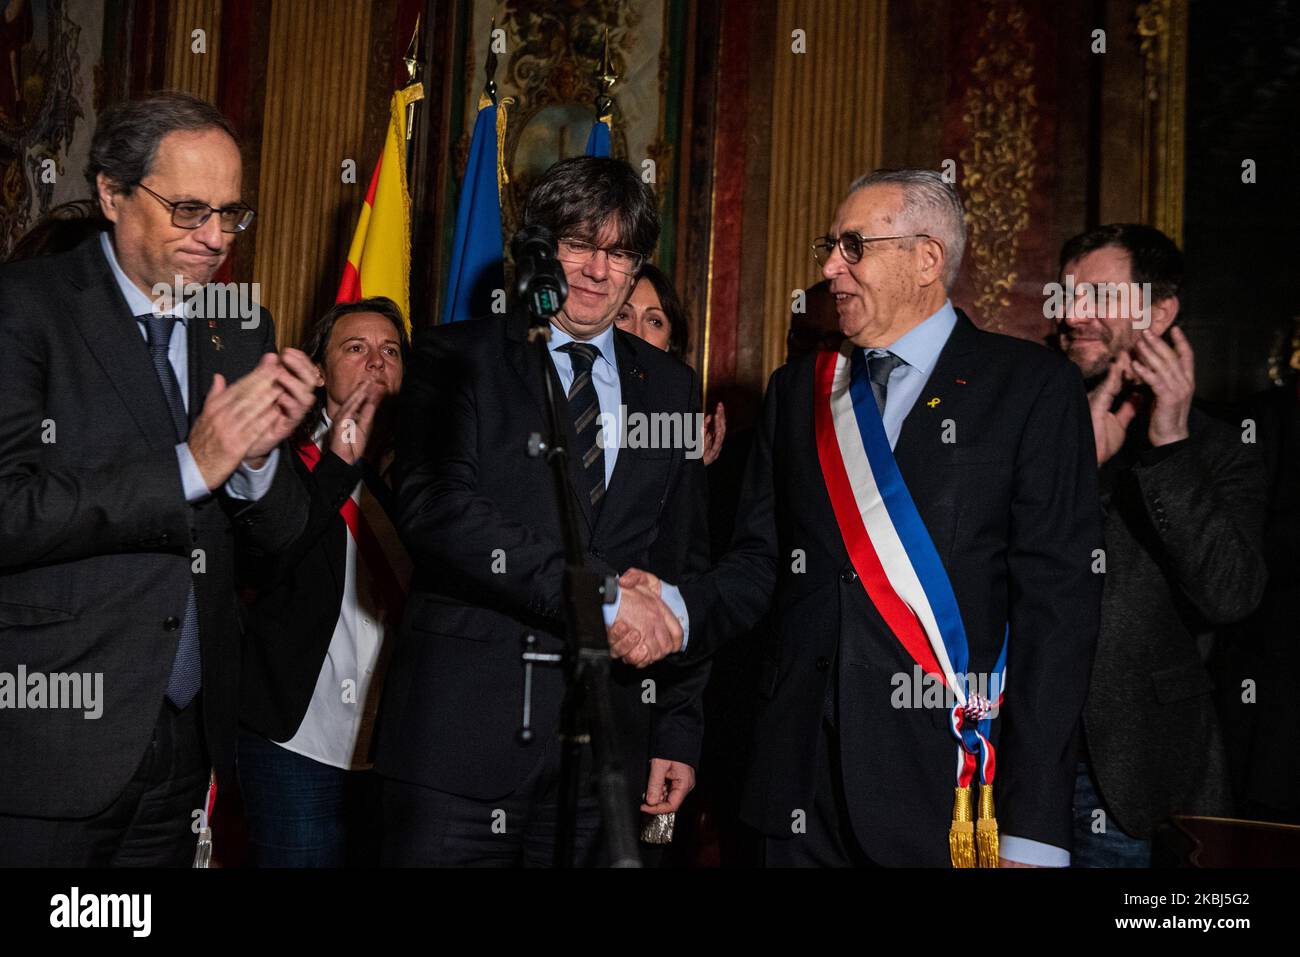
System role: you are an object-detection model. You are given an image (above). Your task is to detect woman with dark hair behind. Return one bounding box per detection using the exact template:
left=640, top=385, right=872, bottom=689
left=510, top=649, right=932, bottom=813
left=237, top=296, right=411, bottom=867
left=615, top=262, right=727, bottom=465
left=615, top=261, right=742, bottom=866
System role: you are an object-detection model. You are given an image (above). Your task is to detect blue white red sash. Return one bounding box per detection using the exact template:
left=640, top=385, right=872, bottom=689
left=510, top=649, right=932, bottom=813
left=814, top=342, right=1007, bottom=863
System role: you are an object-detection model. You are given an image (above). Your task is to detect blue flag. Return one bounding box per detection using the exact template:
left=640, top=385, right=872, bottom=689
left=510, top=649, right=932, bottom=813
left=442, top=102, right=505, bottom=324
left=585, top=116, right=611, bottom=158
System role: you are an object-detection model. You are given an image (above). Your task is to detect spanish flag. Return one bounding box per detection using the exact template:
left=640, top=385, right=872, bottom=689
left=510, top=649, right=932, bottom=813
left=441, top=94, right=509, bottom=324
left=336, top=84, right=424, bottom=330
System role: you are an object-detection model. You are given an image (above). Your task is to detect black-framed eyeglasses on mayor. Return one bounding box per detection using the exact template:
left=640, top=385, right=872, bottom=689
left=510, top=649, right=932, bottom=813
left=811, top=231, right=934, bottom=266
left=135, top=182, right=256, bottom=234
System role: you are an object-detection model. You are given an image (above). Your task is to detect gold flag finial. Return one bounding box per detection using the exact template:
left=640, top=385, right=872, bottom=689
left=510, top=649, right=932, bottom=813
left=402, top=14, right=423, bottom=141
left=403, top=13, right=422, bottom=85
left=593, top=26, right=619, bottom=118
left=484, top=16, right=500, bottom=106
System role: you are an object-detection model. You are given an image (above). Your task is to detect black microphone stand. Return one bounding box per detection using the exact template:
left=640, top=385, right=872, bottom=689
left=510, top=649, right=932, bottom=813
left=514, top=230, right=641, bottom=868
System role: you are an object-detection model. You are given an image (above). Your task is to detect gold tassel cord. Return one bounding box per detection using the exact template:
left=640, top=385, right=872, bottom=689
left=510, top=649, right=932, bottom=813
left=476, top=92, right=512, bottom=203
left=496, top=96, right=512, bottom=202
left=949, top=785, right=976, bottom=868
left=976, top=783, right=999, bottom=867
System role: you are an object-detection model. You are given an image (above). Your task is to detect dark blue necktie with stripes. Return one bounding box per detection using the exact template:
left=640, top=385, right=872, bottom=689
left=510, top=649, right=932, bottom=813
left=558, top=341, right=606, bottom=510
left=140, top=314, right=201, bottom=709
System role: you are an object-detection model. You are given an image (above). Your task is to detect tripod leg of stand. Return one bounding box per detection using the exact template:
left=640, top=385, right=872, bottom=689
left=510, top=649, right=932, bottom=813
left=555, top=666, right=585, bottom=867
left=552, top=654, right=642, bottom=868
left=585, top=655, right=641, bottom=868
left=524, top=320, right=642, bottom=868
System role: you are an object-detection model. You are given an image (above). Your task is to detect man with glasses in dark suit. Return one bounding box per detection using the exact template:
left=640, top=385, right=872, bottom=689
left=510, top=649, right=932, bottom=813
left=376, top=156, right=711, bottom=866
left=624, top=169, right=1102, bottom=867
left=0, top=92, right=316, bottom=866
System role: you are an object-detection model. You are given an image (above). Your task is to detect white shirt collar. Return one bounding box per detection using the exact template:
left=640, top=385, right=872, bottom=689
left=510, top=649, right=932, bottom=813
left=868, top=299, right=958, bottom=376
left=547, top=319, right=617, bottom=369
left=313, top=409, right=333, bottom=446
left=99, top=230, right=188, bottom=322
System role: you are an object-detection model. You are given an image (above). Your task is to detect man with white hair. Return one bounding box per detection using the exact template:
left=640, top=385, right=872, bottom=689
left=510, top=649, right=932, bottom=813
left=623, top=169, right=1101, bottom=866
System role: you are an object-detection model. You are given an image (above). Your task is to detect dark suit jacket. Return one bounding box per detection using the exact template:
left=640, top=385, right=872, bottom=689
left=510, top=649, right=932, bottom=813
left=373, top=309, right=712, bottom=805
left=239, top=444, right=369, bottom=743
left=0, top=235, right=306, bottom=818
left=1214, top=384, right=1300, bottom=816
left=1085, top=407, right=1266, bottom=837
left=679, top=312, right=1102, bottom=865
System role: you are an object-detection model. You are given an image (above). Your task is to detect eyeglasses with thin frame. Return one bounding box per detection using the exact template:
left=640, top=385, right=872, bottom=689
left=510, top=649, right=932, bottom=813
left=555, top=236, right=644, bottom=275
left=135, top=182, right=256, bottom=234
left=811, top=231, right=934, bottom=266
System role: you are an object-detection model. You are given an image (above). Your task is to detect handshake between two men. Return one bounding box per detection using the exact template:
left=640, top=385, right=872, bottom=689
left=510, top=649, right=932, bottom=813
left=605, top=568, right=678, bottom=668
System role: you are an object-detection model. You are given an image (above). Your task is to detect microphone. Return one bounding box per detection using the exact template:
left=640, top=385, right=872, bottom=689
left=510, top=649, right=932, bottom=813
left=511, top=225, right=568, bottom=321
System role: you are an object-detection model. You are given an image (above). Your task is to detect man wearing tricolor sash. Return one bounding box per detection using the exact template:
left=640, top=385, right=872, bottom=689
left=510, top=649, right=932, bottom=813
left=625, top=169, right=1102, bottom=866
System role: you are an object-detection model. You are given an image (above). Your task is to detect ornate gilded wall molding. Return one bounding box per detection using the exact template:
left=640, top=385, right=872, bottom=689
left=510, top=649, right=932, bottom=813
left=0, top=0, right=86, bottom=255
left=460, top=1, right=668, bottom=243
left=1136, top=0, right=1187, bottom=245
left=448, top=1, right=682, bottom=326
left=957, top=0, right=1038, bottom=332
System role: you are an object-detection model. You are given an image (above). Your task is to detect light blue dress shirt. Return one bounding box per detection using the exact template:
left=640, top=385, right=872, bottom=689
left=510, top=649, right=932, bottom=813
left=99, top=232, right=277, bottom=502
left=546, top=321, right=622, bottom=491
left=546, top=321, right=691, bottom=644
left=868, top=299, right=958, bottom=449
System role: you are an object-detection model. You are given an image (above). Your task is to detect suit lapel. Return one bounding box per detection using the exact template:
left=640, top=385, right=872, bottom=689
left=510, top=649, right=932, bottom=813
left=503, top=310, right=542, bottom=407
left=594, top=330, right=649, bottom=533
left=890, top=312, right=980, bottom=558
left=188, top=311, right=231, bottom=425
left=893, top=311, right=980, bottom=478
left=67, top=238, right=181, bottom=448
left=808, top=312, right=981, bottom=566
left=188, top=312, right=203, bottom=423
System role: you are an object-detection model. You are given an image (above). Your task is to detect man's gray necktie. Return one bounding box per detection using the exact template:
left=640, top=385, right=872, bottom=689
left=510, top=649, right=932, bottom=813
left=140, top=314, right=201, bottom=708
left=866, top=350, right=905, bottom=417
left=558, top=342, right=606, bottom=509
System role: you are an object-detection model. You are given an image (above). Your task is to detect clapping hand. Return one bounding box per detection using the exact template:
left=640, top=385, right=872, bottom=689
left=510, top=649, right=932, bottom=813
left=1086, top=351, right=1141, bottom=466
left=702, top=401, right=727, bottom=467
left=189, top=353, right=284, bottom=490
left=1130, top=327, right=1194, bottom=448
left=243, top=348, right=320, bottom=465
left=327, top=378, right=386, bottom=465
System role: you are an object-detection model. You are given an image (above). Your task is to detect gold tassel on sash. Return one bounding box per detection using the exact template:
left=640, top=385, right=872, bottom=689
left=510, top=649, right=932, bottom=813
left=949, top=785, right=976, bottom=868
left=976, top=783, right=999, bottom=867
